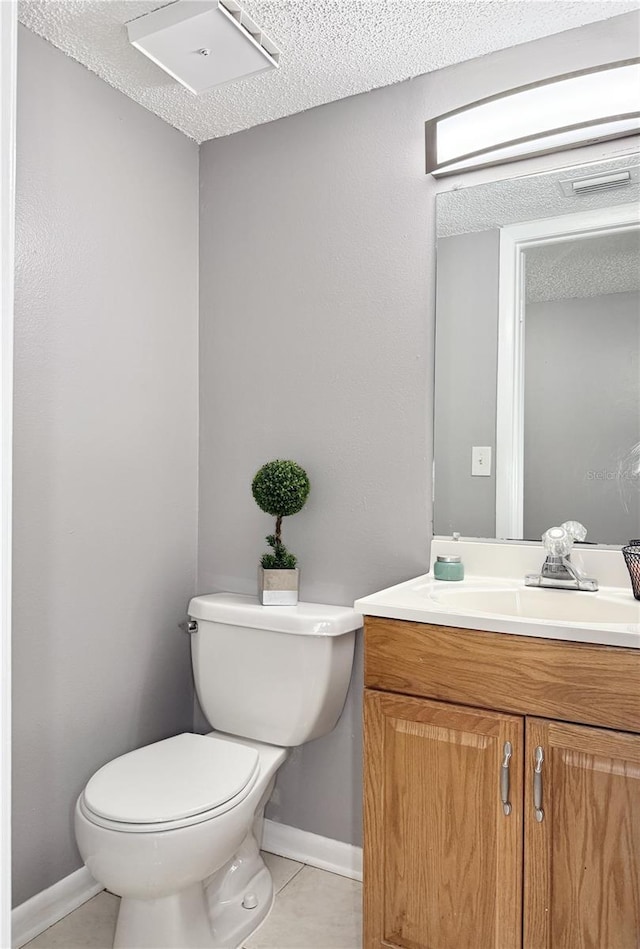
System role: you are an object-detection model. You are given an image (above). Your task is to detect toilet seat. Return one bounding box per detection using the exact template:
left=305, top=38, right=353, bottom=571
left=81, top=733, right=260, bottom=834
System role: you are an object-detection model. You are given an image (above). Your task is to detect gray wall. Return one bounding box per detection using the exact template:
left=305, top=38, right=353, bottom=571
left=198, top=74, right=432, bottom=847
left=524, top=291, right=640, bottom=544
left=12, top=27, right=199, bottom=905
left=434, top=230, right=499, bottom=538
left=198, top=12, right=640, bottom=847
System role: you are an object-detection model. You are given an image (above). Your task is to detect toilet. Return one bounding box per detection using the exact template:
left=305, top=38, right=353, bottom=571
left=75, top=593, right=362, bottom=949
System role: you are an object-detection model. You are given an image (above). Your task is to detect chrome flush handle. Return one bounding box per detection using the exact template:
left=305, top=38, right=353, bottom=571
left=533, top=746, right=544, bottom=822
left=501, top=741, right=513, bottom=816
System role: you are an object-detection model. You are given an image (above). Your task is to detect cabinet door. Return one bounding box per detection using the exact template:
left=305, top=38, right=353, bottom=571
left=363, top=689, right=523, bottom=949
left=524, top=718, right=640, bottom=949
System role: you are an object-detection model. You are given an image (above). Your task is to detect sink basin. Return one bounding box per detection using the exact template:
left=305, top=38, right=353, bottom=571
left=429, top=585, right=638, bottom=625
left=354, top=541, right=640, bottom=649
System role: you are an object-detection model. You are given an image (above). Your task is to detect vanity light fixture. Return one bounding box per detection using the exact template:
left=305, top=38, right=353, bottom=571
left=127, top=0, right=280, bottom=96
left=426, top=60, right=640, bottom=177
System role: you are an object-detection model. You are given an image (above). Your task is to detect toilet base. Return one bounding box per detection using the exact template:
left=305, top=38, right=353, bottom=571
left=113, top=833, right=274, bottom=949
left=207, top=861, right=274, bottom=949
left=114, top=883, right=215, bottom=949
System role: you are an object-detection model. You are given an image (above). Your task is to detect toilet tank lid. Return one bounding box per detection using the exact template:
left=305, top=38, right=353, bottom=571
left=188, top=593, right=363, bottom=636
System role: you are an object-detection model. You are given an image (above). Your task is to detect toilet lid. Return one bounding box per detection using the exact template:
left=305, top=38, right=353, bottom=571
left=83, top=734, right=259, bottom=824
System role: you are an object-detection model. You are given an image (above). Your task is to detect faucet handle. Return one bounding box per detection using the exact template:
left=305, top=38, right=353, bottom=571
left=542, top=521, right=588, bottom=557
left=542, top=526, right=573, bottom=557
left=561, top=520, right=587, bottom=543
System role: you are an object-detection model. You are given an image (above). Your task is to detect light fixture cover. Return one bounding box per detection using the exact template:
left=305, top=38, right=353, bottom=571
left=127, top=0, right=280, bottom=96
left=426, top=60, right=640, bottom=177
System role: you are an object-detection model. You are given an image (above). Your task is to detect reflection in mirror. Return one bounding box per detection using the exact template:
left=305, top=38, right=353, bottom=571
left=434, top=155, right=640, bottom=545
left=523, top=229, right=640, bottom=544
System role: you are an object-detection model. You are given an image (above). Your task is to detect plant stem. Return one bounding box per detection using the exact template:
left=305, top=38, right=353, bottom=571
left=275, top=515, right=282, bottom=546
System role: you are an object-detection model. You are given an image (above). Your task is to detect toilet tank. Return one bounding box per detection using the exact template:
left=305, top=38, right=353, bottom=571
left=187, top=593, right=362, bottom=747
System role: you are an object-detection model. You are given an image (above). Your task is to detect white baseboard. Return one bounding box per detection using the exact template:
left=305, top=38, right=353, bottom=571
left=11, top=866, right=103, bottom=948
left=262, top=819, right=363, bottom=882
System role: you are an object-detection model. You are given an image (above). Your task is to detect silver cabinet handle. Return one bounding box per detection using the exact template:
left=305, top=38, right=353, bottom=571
left=501, top=741, right=513, bottom=816
left=533, top=746, right=544, bottom=822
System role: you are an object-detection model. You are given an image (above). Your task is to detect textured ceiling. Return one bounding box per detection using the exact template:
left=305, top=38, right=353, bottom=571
left=18, top=0, right=640, bottom=143
left=437, top=156, right=640, bottom=237
left=526, top=230, right=640, bottom=303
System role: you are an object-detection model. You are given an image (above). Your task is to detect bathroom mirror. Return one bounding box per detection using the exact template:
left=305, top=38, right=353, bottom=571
left=433, top=154, right=640, bottom=545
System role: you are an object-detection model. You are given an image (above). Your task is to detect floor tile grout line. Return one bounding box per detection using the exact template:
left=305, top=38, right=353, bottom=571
left=276, top=861, right=306, bottom=894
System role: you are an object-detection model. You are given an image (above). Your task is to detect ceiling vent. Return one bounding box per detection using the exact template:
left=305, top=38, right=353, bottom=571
left=559, top=167, right=639, bottom=197
left=126, top=0, right=280, bottom=96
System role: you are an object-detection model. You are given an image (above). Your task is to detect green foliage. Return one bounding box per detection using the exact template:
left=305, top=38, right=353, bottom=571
left=260, top=535, right=297, bottom=570
left=252, top=460, right=310, bottom=570
left=252, top=460, right=310, bottom=517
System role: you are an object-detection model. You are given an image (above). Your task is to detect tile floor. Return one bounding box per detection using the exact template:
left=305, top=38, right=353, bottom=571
left=21, top=854, right=362, bottom=949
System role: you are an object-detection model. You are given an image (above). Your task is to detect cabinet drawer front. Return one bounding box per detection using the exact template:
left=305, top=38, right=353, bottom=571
left=365, top=617, right=640, bottom=732
left=363, top=690, right=523, bottom=949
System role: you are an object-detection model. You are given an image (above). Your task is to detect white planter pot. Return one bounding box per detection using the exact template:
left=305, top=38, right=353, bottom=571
left=258, top=567, right=299, bottom=605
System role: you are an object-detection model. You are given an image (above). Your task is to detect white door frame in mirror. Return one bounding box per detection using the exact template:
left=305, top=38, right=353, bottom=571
left=1, top=0, right=17, bottom=942
left=495, top=202, right=640, bottom=539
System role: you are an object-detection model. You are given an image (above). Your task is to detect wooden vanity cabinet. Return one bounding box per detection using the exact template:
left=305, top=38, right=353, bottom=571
left=363, top=616, right=640, bottom=949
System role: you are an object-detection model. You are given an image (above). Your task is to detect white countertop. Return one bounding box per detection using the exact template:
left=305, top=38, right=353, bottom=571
left=354, top=539, right=640, bottom=649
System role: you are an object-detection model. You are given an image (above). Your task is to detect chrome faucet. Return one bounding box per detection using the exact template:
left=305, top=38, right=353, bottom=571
left=525, top=522, right=598, bottom=592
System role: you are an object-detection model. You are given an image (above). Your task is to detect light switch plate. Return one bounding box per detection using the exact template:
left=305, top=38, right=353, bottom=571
left=472, top=446, right=492, bottom=477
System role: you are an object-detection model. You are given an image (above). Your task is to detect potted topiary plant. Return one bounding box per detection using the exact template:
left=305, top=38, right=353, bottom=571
left=252, top=459, right=310, bottom=605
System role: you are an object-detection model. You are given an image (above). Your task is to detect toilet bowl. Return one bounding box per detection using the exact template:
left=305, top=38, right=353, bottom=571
left=76, top=732, right=287, bottom=949
left=75, top=593, right=362, bottom=949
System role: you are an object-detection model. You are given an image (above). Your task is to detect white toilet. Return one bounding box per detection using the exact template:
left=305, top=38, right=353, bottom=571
left=75, top=593, right=361, bottom=949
